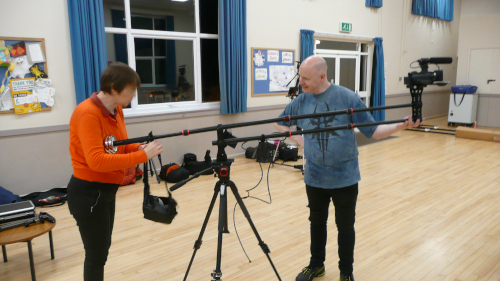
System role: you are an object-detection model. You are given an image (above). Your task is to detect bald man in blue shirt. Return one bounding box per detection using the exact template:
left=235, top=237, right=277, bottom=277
left=275, top=55, right=421, bottom=281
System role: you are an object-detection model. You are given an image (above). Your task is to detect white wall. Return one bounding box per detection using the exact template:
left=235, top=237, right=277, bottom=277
left=246, top=0, right=462, bottom=108
left=0, top=0, right=462, bottom=131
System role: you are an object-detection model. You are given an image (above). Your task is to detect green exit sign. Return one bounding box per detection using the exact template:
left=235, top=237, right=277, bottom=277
left=340, top=22, right=352, bottom=33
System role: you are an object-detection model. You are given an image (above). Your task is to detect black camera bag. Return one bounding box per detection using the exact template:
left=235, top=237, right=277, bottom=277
left=183, top=153, right=197, bottom=163
left=160, top=163, right=179, bottom=181
left=166, top=167, right=190, bottom=183
left=142, top=161, right=177, bottom=224
left=279, top=144, right=299, bottom=161
left=183, top=150, right=212, bottom=175
left=245, top=147, right=256, bottom=159
left=255, top=141, right=278, bottom=163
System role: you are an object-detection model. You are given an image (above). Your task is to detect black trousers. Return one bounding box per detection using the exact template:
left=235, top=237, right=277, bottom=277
left=67, top=176, right=119, bottom=281
left=306, top=183, right=358, bottom=275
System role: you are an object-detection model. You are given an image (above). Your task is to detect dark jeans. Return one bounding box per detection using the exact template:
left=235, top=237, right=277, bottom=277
left=67, top=176, right=119, bottom=281
left=306, top=183, right=358, bottom=275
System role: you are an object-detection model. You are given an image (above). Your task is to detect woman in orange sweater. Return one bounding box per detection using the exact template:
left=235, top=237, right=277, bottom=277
left=67, top=62, right=162, bottom=281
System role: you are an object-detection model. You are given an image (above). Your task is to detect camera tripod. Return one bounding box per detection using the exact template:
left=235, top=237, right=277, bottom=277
left=169, top=129, right=282, bottom=281
left=176, top=161, right=281, bottom=280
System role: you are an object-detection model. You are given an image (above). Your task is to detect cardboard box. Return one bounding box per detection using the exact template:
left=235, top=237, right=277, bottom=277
left=455, top=126, right=500, bottom=142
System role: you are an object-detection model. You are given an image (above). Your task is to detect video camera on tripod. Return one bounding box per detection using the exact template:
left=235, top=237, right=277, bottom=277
left=404, top=57, right=452, bottom=87
left=403, top=57, right=452, bottom=122
left=286, top=61, right=302, bottom=100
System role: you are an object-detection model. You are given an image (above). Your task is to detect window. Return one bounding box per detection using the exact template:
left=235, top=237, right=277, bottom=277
left=103, top=0, right=220, bottom=116
left=315, top=37, right=372, bottom=106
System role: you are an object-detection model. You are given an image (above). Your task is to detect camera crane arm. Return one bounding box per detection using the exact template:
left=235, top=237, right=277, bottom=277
left=107, top=56, right=450, bottom=150
left=107, top=52, right=455, bottom=159
left=211, top=119, right=409, bottom=147
left=109, top=102, right=415, bottom=148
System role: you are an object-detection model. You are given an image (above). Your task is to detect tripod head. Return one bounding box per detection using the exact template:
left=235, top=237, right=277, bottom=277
left=212, top=126, right=239, bottom=181
left=170, top=127, right=237, bottom=192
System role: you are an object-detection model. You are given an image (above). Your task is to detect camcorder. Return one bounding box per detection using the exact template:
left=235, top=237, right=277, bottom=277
left=404, top=57, right=453, bottom=87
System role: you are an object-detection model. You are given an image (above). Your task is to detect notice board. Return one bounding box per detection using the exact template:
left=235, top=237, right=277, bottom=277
left=0, top=37, right=50, bottom=114
left=251, top=48, right=296, bottom=97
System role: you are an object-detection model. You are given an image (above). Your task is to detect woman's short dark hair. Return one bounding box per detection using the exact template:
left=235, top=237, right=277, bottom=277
left=100, top=62, right=141, bottom=94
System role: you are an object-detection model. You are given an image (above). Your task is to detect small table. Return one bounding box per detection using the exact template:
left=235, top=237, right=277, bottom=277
left=0, top=221, right=56, bottom=281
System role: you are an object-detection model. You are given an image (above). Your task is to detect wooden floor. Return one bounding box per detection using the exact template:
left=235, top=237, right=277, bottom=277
left=2, top=117, right=500, bottom=281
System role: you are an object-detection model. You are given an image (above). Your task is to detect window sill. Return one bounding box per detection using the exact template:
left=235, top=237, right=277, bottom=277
left=123, top=102, right=220, bottom=118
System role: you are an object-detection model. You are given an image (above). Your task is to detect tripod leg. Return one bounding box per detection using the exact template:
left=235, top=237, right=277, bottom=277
left=184, top=183, right=221, bottom=281
left=148, top=159, right=154, bottom=177
left=211, top=182, right=232, bottom=281
left=149, top=159, right=161, bottom=183
left=158, top=154, right=163, bottom=167
left=228, top=181, right=282, bottom=281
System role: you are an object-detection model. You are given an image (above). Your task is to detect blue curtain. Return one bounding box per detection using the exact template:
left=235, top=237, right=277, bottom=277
left=371, top=38, right=385, bottom=122
left=436, top=0, right=454, bottom=21
left=366, top=0, right=383, bottom=8
left=300, top=29, right=315, bottom=62
left=412, top=0, right=453, bottom=21
left=412, top=0, right=435, bottom=18
left=68, top=0, right=108, bottom=105
left=218, top=0, right=247, bottom=114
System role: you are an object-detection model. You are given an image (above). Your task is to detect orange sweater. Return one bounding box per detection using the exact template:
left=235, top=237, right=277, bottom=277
left=69, top=94, right=148, bottom=184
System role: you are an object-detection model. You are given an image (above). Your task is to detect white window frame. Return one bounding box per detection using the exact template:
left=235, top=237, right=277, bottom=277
left=314, top=33, right=374, bottom=107
left=131, top=15, right=168, bottom=87
left=104, top=0, right=220, bottom=118
left=320, top=54, right=358, bottom=90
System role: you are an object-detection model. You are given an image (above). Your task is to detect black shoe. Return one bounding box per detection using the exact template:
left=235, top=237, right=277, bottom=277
left=296, top=265, right=325, bottom=281
left=339, top=272, right=355, bottom=281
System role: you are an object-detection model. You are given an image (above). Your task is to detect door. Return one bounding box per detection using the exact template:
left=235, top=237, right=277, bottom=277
left=321, top=55, right=358, bottom=92
left=468, top=48, right=500, bottom=94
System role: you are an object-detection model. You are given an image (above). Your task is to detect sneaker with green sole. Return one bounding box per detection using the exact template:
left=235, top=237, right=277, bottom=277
left=339, top=272, right=355, bottom=281
left=296, top=265, right=325, bottom=281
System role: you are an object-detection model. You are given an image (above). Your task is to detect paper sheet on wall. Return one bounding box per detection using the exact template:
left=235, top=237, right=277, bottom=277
left=10, top=77, right=41, bottom=114
left=26, top=42, right=46, bottom=64
left=255, top=68, right=268, bottom=80
left=269, top=65, right=294, bottom=92
left=282, top=52, right=293, bottom=64
left=268, top=50, right=279, bottom=62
